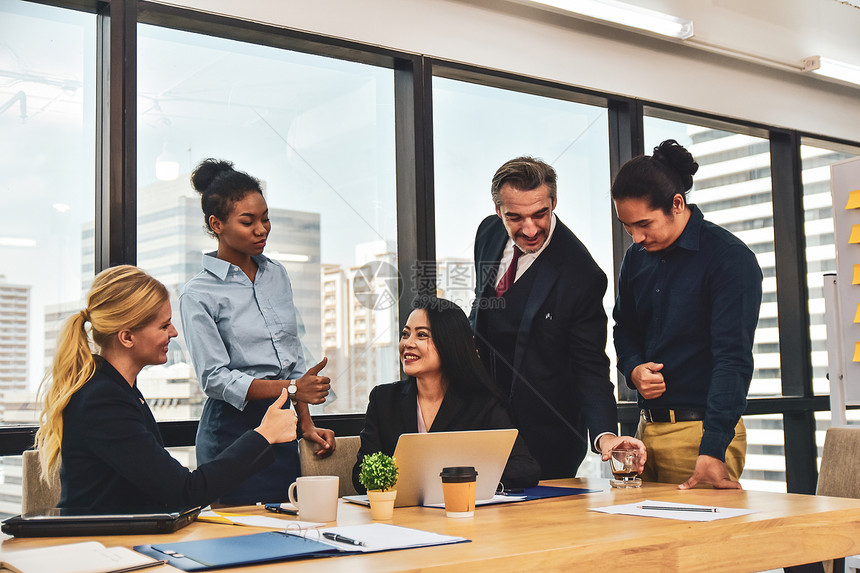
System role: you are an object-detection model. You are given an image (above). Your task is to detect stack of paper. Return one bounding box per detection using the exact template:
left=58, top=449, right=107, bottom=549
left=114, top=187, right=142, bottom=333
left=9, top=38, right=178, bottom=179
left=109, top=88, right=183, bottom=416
left=1, top=541, right=162, bottom=573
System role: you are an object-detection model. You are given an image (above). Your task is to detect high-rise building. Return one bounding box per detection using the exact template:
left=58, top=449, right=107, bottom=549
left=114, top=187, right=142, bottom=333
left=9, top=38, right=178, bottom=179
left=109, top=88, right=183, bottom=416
left=0, top=279, right=29, bottom=419
left=320, top=241, right=400, bottom=414
left=0, top=279, right=30, bottom=516
left=681, top=126, right=854, bottom=491
left=42, top=300, right=82, bottom=374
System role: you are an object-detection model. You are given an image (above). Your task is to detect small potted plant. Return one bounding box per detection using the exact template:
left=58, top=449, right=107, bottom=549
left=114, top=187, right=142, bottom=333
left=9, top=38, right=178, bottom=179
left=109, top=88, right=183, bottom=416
left=359, top=452, right=399, bottom=520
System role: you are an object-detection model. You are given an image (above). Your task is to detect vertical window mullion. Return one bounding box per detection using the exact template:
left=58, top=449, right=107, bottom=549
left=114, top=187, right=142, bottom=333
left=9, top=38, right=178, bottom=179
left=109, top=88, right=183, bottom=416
left=607, top=97, right=643, bottom=414
left=95, top=0, right=136, bottom=272
left=394, top=55, right=435, bottom=327
left=770, top=129, right=818, bottom=494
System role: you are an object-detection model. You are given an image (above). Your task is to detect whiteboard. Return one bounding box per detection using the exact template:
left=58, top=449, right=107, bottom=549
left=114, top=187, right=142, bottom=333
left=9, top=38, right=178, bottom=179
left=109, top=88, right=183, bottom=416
left=829, top=156, right=860, bottom=405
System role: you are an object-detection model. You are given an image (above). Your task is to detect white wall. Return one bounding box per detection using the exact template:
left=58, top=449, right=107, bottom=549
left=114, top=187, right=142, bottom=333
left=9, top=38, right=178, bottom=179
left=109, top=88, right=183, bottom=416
left=157, top=0, right=860, bottom=142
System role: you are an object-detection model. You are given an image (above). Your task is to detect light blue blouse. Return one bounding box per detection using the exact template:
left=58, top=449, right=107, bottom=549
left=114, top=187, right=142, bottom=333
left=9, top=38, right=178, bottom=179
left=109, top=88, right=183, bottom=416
left=179, top=253, right=307, bottom=411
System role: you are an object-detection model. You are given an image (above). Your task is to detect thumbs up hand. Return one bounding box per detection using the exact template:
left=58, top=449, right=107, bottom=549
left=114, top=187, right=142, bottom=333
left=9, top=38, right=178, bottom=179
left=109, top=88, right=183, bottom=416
left=294, top=357, right=331, bottom=405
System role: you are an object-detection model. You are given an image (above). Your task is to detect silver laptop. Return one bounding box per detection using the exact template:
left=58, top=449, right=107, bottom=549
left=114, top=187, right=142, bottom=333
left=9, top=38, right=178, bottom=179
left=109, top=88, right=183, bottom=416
left=346, top=428, right=518, bottom=507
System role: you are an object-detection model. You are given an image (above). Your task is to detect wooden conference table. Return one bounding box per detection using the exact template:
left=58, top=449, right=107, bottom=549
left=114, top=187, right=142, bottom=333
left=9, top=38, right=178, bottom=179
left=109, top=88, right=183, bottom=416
left=3, top=478, right=860, bottom=572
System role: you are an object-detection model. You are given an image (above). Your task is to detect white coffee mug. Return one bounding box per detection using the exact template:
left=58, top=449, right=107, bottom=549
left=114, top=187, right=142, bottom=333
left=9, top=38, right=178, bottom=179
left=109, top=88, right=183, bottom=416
left=287, top=475, right=339, bottom=522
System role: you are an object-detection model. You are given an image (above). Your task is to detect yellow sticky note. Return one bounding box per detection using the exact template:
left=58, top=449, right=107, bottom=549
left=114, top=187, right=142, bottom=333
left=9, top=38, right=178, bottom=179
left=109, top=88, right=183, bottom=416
left=855, top=304, right=860, bottom=324
left=848, top=190, right=860, bottom=209
left=854, top=264, right=860, bottom=284
left=854, top=342, right=860, bottom=362
left=851, top=225, right=860, bottom=243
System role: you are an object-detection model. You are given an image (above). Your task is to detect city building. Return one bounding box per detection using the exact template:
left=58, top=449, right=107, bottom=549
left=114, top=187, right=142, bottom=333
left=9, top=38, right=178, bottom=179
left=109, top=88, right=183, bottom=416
left=320, top=241, right=400, bottom=415
left=682, top=127, right=856, bottom=491
left=0, top=279, right=29, bottom=421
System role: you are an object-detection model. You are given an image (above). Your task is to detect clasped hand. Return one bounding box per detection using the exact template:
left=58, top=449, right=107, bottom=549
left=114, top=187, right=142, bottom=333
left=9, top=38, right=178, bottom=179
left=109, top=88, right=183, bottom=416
left=631, top=362, right=666, bottom=400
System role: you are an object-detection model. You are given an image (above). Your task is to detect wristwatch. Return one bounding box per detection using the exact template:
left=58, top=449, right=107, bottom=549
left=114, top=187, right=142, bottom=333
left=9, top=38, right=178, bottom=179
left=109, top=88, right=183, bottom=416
left=287, top=380, right=298, bottom=403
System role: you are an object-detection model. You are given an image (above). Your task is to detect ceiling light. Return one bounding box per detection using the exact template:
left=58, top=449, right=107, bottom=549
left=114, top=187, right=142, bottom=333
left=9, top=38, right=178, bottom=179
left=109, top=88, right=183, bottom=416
left=268, top=252, right=311, bottom=263
left=0, top=237, right=37, bottom=247
left=802, top=56, right=860, bottom=86
left=514, top=0, right=694, bottom=39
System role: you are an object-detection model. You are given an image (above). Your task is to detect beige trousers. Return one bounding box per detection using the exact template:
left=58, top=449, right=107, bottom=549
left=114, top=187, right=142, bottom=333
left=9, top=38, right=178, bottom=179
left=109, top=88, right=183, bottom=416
left=636, top=415, right=746, bottom=484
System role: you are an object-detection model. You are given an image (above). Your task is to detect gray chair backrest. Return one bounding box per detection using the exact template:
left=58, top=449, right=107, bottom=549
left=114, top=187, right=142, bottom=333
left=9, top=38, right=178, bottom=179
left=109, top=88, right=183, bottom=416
left=817, top=426, right=860, bottom=498
left=298, top=435, right=360, bottom=497
left=21, top=450, right=61, bottom=514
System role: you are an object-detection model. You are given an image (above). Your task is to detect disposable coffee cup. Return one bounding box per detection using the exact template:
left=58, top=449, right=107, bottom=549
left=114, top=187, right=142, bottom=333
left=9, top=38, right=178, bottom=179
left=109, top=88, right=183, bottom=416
left=440, top=466, right=478, bottom=518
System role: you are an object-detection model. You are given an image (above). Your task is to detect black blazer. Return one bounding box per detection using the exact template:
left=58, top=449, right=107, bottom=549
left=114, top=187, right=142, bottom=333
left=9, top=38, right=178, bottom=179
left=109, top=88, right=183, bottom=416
left=59, top=357, right=274, bottom=512
left=470, top=215, right=618, bottom=478
left=351, top=379, right=541, bottom=493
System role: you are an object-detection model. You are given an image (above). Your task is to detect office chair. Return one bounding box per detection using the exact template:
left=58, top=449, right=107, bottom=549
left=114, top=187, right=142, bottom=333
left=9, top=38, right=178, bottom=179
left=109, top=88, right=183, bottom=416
left=817, top=426, right=860, bottom=573
left=21, top=450, right=60, bottom=514
left=298, top=435, right=361, bottom=497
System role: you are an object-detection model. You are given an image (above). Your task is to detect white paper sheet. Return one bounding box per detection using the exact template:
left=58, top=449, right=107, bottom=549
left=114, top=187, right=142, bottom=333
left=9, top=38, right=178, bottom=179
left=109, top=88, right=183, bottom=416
left=197, top=509, right=324, bottom=529
left=589, top=499, right=756, bottom=521
left=314, top=523, right=468, bottom=552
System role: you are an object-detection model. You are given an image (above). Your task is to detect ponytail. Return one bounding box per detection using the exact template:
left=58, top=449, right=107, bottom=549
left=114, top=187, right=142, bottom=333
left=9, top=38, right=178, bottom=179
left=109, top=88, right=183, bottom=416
left=36, top=311, right=96, bottom=482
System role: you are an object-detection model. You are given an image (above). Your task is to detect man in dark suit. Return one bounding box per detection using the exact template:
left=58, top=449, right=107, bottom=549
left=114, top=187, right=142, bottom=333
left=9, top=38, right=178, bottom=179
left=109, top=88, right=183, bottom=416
left=470, top=156, right=644, bottom=479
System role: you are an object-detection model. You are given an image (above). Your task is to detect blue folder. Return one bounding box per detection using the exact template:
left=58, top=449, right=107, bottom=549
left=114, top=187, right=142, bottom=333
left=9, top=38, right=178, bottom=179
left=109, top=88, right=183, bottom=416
left=478, top=485, right=600, bottom=506
left=520, top=485, right=600, bottom=500
left=134, top=531, right=350, bottom=571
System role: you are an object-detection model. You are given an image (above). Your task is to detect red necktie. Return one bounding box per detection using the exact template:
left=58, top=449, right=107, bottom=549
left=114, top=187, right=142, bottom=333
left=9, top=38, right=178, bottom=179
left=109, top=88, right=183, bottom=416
left=495, top=247, right=522, bottom=297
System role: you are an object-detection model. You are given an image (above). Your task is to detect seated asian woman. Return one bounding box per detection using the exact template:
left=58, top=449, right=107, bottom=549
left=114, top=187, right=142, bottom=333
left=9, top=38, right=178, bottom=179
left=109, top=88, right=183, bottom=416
left=352, top=297, right=541, bottom=493
left=35, top=265, right=297, bottom=513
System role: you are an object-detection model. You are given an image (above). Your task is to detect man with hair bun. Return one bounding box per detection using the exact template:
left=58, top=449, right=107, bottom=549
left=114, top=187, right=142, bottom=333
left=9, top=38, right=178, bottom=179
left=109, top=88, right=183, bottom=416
left=612, top=139, right=763, bottom=489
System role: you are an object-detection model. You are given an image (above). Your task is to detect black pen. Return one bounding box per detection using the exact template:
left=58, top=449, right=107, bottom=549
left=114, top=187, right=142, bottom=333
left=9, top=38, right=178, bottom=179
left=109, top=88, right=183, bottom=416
left=638, top=505, right=719, bottom=512
left=323, top=532, right=366, bottom=546
left=265, top=503, right=298, bottom=516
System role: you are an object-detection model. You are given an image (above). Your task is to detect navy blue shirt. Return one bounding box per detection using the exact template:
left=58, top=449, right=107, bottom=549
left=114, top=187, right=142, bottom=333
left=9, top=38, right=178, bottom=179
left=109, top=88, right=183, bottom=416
left=613, top=204, right=762, bottom=461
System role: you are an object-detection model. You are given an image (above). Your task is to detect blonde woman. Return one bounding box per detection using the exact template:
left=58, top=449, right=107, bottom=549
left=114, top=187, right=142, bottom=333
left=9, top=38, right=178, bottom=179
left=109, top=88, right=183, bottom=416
left=36, top=265, right=297, bottom=512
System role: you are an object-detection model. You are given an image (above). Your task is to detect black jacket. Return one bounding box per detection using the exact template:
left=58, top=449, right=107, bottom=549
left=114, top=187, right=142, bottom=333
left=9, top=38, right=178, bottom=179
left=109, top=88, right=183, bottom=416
left=352, top=379, right=540, bottom=493
left=59, top=357, right=274, bottom=512
left=470, top=215, right=618, bottom=478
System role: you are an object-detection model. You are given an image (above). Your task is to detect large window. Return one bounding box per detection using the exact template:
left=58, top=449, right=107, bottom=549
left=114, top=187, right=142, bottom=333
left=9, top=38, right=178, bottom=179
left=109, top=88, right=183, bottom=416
left=799, top=139, right=860, bottom=478
left=1, top=0, right=857, bottom=511
left=433, top=78, right=612, bottom=312
left=432, top=77, right=612, bottom=479
left=0, top=0, right=95, bottom=515
left=800, top=140, right=860, bottom=399
left=644, top=116, right=779, bottom=397
left=644, top=115, right=781, bottom=490
left=135, top=25, right=399, bottom=419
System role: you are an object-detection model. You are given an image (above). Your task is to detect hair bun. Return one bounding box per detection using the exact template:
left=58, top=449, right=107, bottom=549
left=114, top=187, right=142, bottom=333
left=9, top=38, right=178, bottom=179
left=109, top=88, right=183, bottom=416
left=652, top=139, right=698, bottom=191
left=190, top=158, right=235, bottom=194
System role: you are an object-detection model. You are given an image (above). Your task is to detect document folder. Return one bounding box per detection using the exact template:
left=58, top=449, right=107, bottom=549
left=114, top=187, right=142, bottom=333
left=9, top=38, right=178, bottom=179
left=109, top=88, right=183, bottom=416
left=134, top=524, right=469, bottom=570
left=134, top=531, right=344, bottom=571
